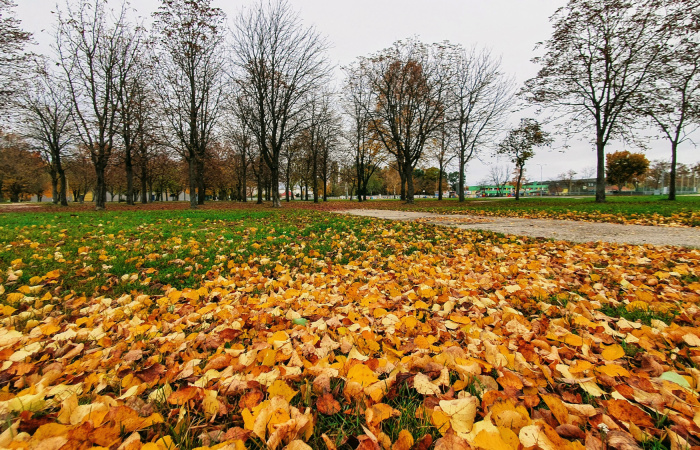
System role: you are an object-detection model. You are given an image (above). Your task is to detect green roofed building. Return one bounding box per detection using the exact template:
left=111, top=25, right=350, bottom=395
left=465, top=182, right=549, bottom=197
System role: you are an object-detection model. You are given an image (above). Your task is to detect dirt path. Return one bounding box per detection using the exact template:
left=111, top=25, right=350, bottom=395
left=340, top=209, right=700, bottom=248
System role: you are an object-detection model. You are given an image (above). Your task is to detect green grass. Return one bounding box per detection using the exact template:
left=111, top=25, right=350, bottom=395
left=0, top=209, right=390, bottom=299
left=599, top=304, right=678, bottom=326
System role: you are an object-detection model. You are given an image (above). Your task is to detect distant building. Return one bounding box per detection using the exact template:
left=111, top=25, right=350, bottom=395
left=466, top=182, right=549, bottom=197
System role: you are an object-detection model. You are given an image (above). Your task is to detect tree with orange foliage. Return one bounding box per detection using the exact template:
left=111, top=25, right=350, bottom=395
left=606, top=150, right=649, bottom=192
left=354, top=39, right=454, bottom=203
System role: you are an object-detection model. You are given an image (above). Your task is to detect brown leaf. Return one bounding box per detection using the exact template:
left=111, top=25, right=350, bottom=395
left=134, top=364, right=165, bottom=383
left=317, top=393, right=341, bottom=415
left=603, top=400, right=654, bottom=428
left=410, top=434, right=433, bottom=450
left=607, top=430, right=642, bottom=450
left=238, top=390, right=264, bottom=410
left=556, top=424, right=585, bottom=440
left=223, top=427, right=251, bottom=442
left=434, top=431, right=470, bottom=450
left=167, top=386, right=203, bottom=405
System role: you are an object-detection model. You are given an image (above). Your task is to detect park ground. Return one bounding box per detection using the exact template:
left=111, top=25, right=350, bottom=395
left=0, top=197, right=699, bottom=450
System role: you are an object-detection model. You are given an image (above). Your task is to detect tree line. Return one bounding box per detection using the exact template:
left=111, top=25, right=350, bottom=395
left=1, top=0, right=699, bottom=208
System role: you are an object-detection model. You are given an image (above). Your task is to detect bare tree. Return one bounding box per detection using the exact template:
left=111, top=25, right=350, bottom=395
left=523, top=0, right=668, bottom=203
left=304, top=89, right=334, bottom=203
left=19, top=62, right=73, bottom=206
left=152, top=0, right=226, bottom=209
left=635, top=0, right=700, bottom=200
left=116, top=28, right=147, bottom=205
left=318, top=105, right=341, bottom=201
left=484, top=164, right=511, bottom=197
left=450, top=46, right=514, bottom=202
left=359, top=38, right=455, bottom=204
left=429, top=118, right=456, bottom=201
left=342, top=64, right=384, bottom=202
left=56, top=0, right=140, bottom=210
left=231, top=0, right=331, bottom=208
left=0, top=0, right=31, bottom=111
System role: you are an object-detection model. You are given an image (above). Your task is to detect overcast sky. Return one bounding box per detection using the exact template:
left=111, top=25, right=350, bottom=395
left=14, top=0, right=699, bottom=184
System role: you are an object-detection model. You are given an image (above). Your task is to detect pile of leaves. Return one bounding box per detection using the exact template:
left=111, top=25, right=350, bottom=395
left=0, top=210, right=699, bottom=450
left=424, top=208, right=700, bottom=228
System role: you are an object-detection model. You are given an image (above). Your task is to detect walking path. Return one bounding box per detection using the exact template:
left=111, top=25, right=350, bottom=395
left=340, top=209, right=700, bottom=248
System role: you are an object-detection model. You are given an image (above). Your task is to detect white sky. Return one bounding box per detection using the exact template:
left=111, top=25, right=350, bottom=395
left=15, top=0, right=699, bottom=185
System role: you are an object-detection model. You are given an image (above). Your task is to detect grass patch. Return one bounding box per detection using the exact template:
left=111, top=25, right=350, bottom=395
left=600, top=304, right=677, bottom=326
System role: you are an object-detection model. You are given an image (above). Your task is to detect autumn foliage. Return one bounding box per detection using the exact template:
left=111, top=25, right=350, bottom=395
left=0, top=209, right=699, bottom=449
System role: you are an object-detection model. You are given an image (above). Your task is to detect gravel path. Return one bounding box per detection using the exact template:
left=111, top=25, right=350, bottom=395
left=340, top=209, right=700, bottom=248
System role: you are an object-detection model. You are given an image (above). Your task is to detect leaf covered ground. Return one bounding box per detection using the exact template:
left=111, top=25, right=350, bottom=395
left=2, top=194, right=699, bottom=227
left=0, top=209, right=699, bottom=450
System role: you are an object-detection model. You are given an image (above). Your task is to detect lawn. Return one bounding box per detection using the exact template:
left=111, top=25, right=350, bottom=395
left=3, top=194, right=699, bottom=227
left=375, top=195, right=700, bottom=227
left=0, top=208, right=699, bottom=450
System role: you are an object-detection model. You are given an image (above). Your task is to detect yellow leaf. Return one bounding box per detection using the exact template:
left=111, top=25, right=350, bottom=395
left=439, top=397, right=478, bottom=435
left=601, top=344, right=625, bottom=361
left=595, top=364, right=630, bottom=378
left=392, top=430, right=414, bottom=450
left=541, top=394, right=569, bottom=425
left=365, top=403, right=399, bottom=428
left=563, top=334, right=584, bottom=347
left=431, top=409, right=451, bottom=435
left=472, top=430, right=512, bottom=450
left=627, top=300, right=649, bottom=311
left=346, top=364, right=379, bottom=387
left=267, top=380, right=298, bottom=403
left=202, top=390, right=219, bottom=418
left=414, top=373, right=441, bottom=396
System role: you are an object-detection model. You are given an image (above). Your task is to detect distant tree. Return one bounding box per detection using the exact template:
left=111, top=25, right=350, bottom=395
left=116, top=30, right=147, bottom=206
left=358, top=39, right=454, bottom=204
left=428, top=119, right=456, bottom=200
left=0, top=0, right=31, bottom=110
left=645, top=160, right=670, bottom=190
left=483, top=164, right=510, bottom=197
left=523, top=0, right=668, bottom=203
left=231, top=0, right=331, bottom=208
left=557, top=169, right=577, bottom=194
left=496, top=119, right=552, bottom=200
left=447, top=171, right=460, bottom=191
left=19, top=63, right=72, bottom=206
left=606, top=150, right=649, bottom=191
left=342, top=65, right=384, bottom=203
left=153, top=0, right=226, bottom=209
left=635, top=0, right=700, bottom=200
left=57, top=0, right=140, bottom=210
left=450, top=46, right=513, bottom=202
left=0, top=132, right=46, bottom=202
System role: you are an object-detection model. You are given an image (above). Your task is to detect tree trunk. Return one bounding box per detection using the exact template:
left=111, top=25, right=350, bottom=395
left=188, top=157, right=198, bottom=209
left=405, top=161, right=415, bottom=204
left=57, top=167, right=68, bottom=206
left=241, top=151, right=247, bottom=202
left=312, top=155, right=318, bottom=203
left=271, top=163, right=281, bottom=208
left=197, top=157, right=205, bottom=205
left=595, top=137, right=606, bottom=203
left=95, top=162, right=107, bottom=210
left=50, top=170, right=59, bottom=205
left=125, top=150, right=134, bottom=205
left=669, top=141, right=677, bottom=201
left=515, top=165, right=523, bottom=201
left=458, top=152, right=466, bottom=202
left=437, top=166, right=444, bottom=201
left=399, top=168, right=406, bottom=201
left=140, top=163, right=148, bottom=204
